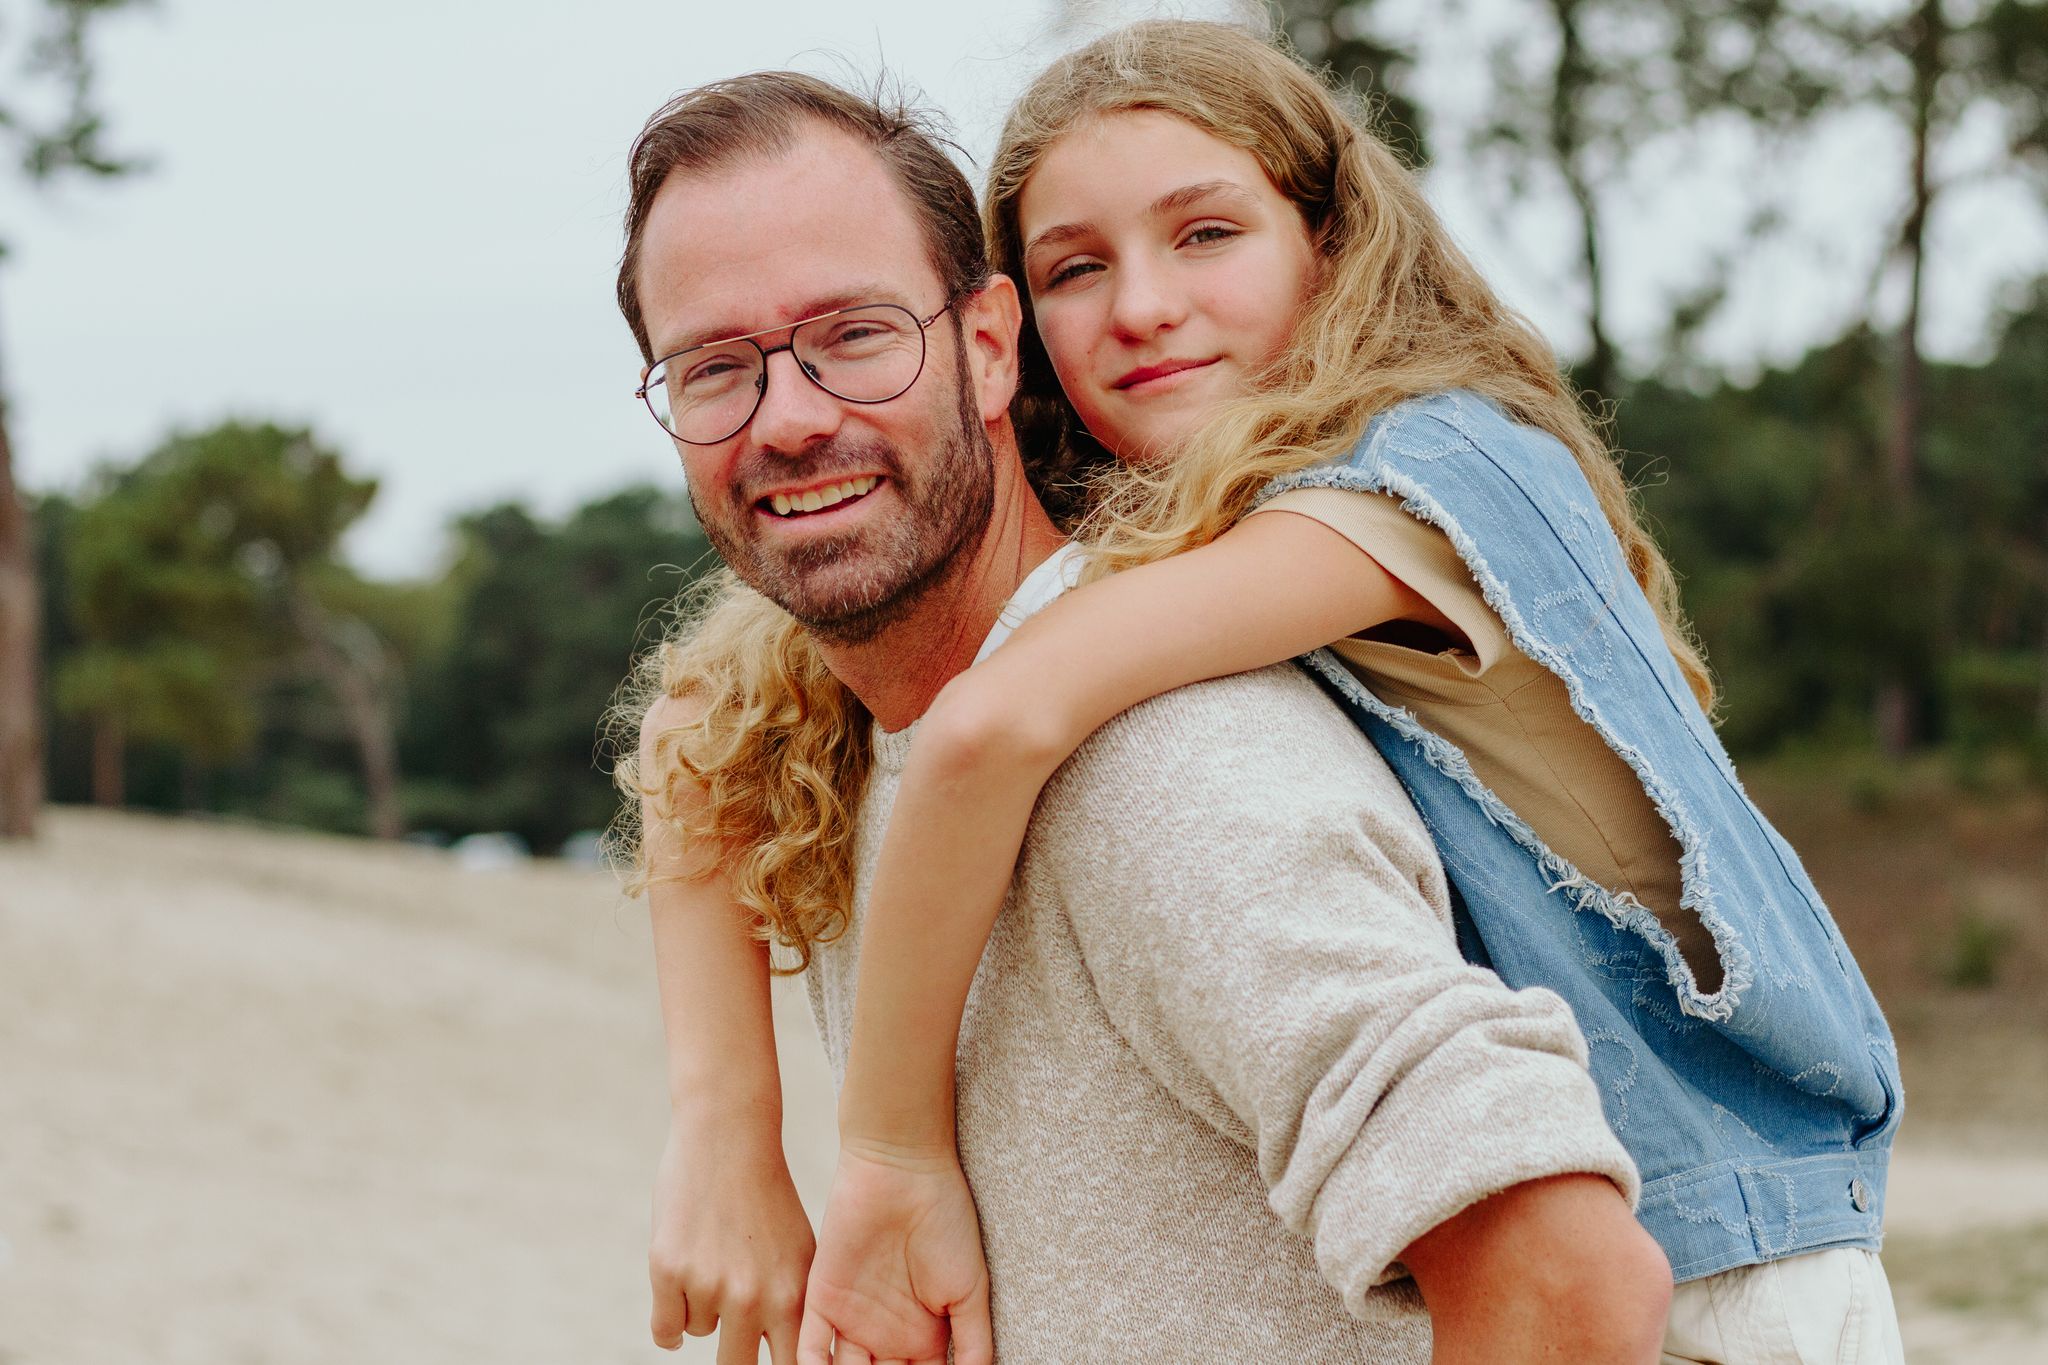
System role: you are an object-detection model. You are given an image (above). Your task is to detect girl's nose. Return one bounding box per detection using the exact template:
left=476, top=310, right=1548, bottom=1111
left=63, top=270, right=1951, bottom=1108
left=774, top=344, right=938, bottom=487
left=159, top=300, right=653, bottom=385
left=1107, top=256, right=1188, bottom=341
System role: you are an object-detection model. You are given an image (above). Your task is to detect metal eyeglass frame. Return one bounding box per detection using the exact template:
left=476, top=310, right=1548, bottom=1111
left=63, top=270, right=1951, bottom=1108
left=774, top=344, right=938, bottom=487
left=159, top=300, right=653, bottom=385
left=635, top=299, right=955, bottom=445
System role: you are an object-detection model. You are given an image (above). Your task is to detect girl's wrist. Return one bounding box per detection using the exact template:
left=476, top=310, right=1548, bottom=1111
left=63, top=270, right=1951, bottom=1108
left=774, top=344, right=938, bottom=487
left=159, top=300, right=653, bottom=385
left=836, top=1091, right=958, bottom=1161
left=836, top=1127, right=961, bottom=1173
left=669, top=1081, right=783, bottom=1138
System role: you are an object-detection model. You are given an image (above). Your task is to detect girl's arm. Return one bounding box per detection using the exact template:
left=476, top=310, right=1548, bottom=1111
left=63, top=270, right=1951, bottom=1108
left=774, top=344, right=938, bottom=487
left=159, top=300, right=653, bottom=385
left=837, top=508, right=1460, bottom=1149
left=639, top=693, right=814, bottom=1365
left=800, top=511, right=1456, bottom=1360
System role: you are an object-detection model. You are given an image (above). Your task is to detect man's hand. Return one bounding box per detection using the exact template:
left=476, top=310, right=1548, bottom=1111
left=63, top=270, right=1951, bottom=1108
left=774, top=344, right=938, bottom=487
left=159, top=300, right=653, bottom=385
left=648, top=1118, right=815, bottom=1364
left=796, top=1143, right=993, bottom=1365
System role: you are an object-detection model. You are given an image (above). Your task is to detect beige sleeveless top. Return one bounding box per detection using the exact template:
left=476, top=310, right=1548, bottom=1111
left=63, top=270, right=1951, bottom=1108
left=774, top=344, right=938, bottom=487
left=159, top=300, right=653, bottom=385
left=1252, top=486, right=1716, bottom=985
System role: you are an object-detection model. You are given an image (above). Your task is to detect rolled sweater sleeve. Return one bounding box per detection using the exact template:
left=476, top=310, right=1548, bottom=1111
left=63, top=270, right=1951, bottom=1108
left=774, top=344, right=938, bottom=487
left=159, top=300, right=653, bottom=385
left=1027, top=664, right=1638, bottom=1314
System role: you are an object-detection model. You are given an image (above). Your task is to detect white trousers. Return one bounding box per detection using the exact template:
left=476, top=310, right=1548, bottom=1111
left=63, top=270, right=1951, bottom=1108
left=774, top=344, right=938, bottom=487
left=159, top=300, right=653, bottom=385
left=1661, top=1248, right=1905, bottom=1365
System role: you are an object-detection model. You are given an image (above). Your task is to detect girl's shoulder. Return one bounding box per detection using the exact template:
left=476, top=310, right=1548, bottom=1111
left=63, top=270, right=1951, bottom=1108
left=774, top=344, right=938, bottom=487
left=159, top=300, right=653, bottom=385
left=1347, top=390, right=1549, bottom=472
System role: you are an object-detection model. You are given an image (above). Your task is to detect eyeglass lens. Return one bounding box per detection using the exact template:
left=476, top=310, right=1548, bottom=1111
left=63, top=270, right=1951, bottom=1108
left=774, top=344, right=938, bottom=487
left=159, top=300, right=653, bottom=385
left=645, top=304, right=929, bottom=444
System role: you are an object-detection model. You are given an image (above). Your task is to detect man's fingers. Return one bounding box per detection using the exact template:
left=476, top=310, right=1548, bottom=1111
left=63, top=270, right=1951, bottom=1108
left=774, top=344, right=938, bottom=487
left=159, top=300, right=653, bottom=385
left=766, top=1316, right=800, bottom=1365
left=684, top=1303, right=720, bottom=1338
left=796, top=1303, right=834, bottom=1365
left=715, top=1317, right=762, bottom=1365
left=949, top=1282, right=995, bottom=1365
left=833, top=1342, right=876, bottom=1365
left=650, top=1289, right=689, bottom=1351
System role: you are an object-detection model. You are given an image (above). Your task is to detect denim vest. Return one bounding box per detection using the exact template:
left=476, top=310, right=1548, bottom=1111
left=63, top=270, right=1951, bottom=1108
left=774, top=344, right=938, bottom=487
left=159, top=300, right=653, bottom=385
left=1258, top=391, right=1901, bottom=1281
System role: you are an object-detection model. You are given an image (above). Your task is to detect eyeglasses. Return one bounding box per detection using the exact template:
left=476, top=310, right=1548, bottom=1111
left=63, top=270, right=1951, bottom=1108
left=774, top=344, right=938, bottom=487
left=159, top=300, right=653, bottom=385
left=637, top=300, right=954, bottom=445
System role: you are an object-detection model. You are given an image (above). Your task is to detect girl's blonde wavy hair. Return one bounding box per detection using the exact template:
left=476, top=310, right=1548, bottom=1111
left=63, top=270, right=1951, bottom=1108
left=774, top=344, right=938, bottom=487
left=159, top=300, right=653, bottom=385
left=987, top=19, right=1715, bottom=715
left=617, top=19, right=1714, bottom=969
left=610, top=568, right=872, bottom=973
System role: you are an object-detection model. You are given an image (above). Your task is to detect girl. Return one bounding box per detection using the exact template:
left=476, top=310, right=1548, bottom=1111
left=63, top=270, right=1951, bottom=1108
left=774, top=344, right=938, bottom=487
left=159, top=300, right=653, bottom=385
left=788, top=19, right=1905, bottom=1365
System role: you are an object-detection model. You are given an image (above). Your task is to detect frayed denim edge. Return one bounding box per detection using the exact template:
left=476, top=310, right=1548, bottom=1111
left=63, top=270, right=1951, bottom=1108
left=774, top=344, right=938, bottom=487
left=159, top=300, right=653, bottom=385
left=1255, top=454, right=1754, bottom=1024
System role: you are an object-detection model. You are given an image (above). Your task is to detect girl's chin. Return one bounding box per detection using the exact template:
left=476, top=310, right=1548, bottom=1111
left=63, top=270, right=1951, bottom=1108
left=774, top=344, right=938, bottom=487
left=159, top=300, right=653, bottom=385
left=1096, top=412, right=1204, bottom=466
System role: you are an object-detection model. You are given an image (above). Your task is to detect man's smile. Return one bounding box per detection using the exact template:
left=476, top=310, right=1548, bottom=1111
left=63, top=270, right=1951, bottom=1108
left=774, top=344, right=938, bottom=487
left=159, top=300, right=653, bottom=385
left=755, top=474, right=887, bottom=522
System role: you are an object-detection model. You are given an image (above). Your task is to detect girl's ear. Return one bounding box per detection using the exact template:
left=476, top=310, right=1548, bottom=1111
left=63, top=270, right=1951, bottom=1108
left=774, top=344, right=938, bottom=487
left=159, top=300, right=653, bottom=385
left=959, top=274, right=1024, bottom=426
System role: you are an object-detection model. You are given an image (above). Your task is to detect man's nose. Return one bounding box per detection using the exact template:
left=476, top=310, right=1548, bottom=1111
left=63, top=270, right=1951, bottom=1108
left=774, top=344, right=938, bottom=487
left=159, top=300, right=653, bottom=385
left=746, top=348, right=845, bottom=457
left=1108, top=256, right=1188, bottom=341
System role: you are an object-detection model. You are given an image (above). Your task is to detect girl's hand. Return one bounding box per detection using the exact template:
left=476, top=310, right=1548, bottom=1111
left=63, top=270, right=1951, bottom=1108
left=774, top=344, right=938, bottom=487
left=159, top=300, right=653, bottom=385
left=796, top=1143, right=993, bottom=1365
left=649, top=1116, right=815, bottom=1363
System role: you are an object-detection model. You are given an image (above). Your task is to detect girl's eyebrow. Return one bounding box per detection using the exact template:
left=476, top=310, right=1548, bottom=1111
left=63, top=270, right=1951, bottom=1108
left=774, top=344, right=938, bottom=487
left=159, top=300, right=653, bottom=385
left=1023, top=180, right=1262, bottom=266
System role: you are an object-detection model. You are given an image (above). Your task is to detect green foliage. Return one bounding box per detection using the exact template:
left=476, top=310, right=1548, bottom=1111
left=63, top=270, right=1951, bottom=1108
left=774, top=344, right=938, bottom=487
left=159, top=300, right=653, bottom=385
left=39, top=418, right=714, bottom=845
left=398, top=486, right=711, bottom=852
left=1273, top=0, right=1429, bottom=166
left=1942, top=911, right=2018, bottom=990
left=1, top=0, right=151, bottom=255
left=1614, top=281, right=2048, bottom=757
left=52, top=420, right=392, bottom=811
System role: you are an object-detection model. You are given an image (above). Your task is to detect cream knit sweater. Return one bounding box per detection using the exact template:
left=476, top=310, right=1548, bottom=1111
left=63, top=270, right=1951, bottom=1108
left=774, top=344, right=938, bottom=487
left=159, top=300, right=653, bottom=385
left=804, top=663, right=1638, bottom=1362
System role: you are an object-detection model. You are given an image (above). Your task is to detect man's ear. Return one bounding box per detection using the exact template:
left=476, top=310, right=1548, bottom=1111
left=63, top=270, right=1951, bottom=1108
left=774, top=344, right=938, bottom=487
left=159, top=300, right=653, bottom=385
left=958, top=273, right=1023, bottom=427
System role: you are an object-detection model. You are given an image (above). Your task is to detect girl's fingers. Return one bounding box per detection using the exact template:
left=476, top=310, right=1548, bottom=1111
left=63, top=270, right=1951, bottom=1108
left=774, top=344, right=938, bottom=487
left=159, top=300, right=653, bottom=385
left=796, top=1304, right=835, bottom=1365
left=949, top=1284, right=995, bottom=1365
left=835, top=1343, right=876, bottom=1365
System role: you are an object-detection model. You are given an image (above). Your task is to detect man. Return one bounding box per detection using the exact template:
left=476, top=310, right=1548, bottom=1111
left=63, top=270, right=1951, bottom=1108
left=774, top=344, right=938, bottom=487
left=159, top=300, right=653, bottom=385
left=620, top=73, right=1670, bottom=1363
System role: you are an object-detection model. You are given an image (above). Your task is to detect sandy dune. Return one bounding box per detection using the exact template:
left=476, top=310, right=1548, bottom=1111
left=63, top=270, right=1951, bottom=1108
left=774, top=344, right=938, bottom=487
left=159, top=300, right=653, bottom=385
left=1, top=809, right=2040, bottom=1362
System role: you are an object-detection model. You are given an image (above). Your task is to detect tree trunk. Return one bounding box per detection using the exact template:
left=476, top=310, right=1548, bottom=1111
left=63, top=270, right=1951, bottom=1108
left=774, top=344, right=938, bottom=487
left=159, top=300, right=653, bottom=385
left=1876, top=0, right=1945, bottom=757
left=0, top=374, right=44, bottom=840
left=287, top=586, right=404, bottom=840
left=91, top=713, right=123, bottom=808
left=1889, top=0, right=1941, bottom=504
left=1547, top=0, right=1616, bottom=404
left=2037, top=514, right=2048, bottom=735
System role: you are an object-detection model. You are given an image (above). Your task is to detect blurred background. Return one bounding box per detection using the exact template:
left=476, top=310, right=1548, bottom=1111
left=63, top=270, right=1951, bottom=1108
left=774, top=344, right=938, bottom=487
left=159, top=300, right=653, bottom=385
left=0, top=0, right=2043, bottom=1361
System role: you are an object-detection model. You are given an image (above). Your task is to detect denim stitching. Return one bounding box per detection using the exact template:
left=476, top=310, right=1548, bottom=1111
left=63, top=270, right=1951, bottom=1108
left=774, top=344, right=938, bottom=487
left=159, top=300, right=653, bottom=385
left=1581, top=1030, right=1639, bottom=1132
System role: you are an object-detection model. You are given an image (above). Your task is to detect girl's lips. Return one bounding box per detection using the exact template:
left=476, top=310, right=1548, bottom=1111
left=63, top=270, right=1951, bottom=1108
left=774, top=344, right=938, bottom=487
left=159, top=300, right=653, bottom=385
left=1114, top=357, right=1219, bottom=390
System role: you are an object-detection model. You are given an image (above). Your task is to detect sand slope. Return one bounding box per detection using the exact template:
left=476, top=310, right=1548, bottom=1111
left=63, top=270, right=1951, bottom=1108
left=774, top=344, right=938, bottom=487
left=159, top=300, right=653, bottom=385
left=0, top=809, right=2040, bottom=1363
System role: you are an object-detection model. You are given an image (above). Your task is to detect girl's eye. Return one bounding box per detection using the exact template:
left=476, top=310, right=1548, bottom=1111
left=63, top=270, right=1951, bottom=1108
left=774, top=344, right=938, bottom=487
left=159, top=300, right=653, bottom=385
left=1182, top=224, right=1240, bottom=248
left=1043, top=259, right=1103, bottom=289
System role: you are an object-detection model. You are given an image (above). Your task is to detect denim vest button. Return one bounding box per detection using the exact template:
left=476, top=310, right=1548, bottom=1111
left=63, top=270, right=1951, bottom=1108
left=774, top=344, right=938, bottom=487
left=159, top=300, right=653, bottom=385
left=1850, top=1177, right=1872, bottom=1212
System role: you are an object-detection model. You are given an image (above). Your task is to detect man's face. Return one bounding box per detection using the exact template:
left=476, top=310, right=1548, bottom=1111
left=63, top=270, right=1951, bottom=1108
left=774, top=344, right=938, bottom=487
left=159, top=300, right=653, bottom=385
left=635, top=127, right=994, bottom=644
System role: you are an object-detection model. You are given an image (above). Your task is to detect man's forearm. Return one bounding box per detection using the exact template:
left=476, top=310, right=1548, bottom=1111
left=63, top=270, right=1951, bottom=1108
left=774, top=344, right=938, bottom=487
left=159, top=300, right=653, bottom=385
left=1401, top=1173, right=1672, bottom=1364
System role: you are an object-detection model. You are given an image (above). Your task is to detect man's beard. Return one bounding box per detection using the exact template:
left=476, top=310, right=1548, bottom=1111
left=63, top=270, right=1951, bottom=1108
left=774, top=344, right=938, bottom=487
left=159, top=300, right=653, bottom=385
left=691, top=350, right=995, bottom=646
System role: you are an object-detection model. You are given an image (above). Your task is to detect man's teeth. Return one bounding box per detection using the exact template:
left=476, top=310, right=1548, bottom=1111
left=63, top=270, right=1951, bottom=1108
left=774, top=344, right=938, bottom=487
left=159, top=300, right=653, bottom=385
left=769, top=476, right=879, bottom=517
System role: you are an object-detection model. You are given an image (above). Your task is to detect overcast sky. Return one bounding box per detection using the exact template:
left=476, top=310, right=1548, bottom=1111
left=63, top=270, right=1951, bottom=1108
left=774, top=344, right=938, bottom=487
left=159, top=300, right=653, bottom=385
left=8, top=0, right=2043, bottom=578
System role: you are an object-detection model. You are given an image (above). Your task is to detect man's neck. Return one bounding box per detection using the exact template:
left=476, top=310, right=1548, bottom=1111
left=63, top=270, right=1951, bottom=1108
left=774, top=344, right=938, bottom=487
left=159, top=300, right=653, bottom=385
left=817, top=463, right=1066, bottom=732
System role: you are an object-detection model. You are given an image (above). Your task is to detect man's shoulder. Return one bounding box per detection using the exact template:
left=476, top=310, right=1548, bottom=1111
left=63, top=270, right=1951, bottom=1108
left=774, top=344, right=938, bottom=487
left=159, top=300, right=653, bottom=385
left=1025, top=660, right=1448, bottom=926
left=1047, top=661, right=1412, bottom=826
left=1081, top=657, right=1364, bottom=750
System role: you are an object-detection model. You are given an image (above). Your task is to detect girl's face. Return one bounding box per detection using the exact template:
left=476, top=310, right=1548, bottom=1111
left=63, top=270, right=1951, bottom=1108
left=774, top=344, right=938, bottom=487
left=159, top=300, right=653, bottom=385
left=1017, top=110, right=1318, bottom=462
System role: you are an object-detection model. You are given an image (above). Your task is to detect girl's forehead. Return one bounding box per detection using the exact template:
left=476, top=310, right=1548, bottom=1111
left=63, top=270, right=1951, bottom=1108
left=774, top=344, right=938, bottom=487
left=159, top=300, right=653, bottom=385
left=1020, top=111, right=1274, bottom=219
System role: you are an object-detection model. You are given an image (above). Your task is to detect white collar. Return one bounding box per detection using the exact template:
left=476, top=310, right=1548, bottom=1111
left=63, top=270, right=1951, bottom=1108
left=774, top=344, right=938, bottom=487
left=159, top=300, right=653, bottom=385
left=973, top=541, right=1087, bottom=665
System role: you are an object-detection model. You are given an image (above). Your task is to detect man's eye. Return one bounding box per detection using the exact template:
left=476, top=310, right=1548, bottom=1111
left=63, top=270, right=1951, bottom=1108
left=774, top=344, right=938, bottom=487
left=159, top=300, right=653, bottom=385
left=681, top=353, right=752, bottom=391
left=820, top=322, right=896, bottom=349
